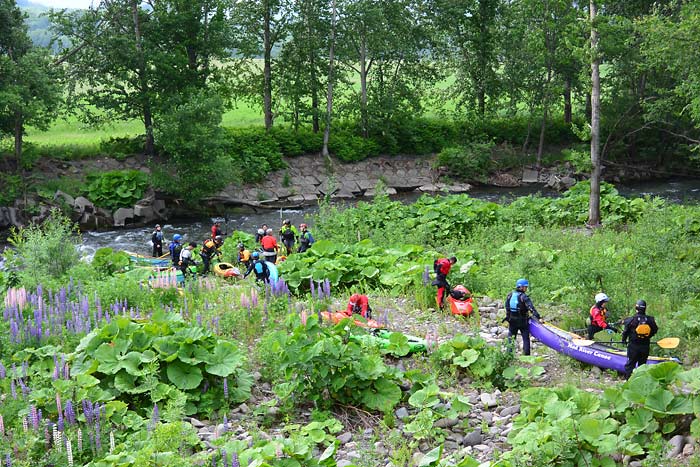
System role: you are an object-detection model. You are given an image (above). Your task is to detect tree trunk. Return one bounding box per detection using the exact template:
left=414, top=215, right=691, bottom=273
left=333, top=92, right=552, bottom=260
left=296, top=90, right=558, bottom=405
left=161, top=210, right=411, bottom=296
left=263, top=0, right=273, bottom=130
left=360, top=38, right=368, bottom=138
left=564, top=78, right=572, bottom=123
left=585, top=92, right=592, bottom=122
left=588, top=0, right=601, bottom=227
left=14, top=111, right=23, bottom=162
left=310, top=53, right=320, bottom=133
left=132, top=0, right=154, bottom=155
left=536, top=106, right=547, bottom=168
left=322, top=0, right=337, bottom=158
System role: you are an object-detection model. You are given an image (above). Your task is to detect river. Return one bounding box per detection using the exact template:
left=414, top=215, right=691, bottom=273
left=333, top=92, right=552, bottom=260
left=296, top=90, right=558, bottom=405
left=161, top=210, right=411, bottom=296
left=74, top=178, right=700, bottom=259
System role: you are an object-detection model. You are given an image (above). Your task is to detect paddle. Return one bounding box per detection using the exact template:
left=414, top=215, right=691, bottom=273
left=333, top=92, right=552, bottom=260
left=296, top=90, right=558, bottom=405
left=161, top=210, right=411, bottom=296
left=572, top=337, right=680, bottom=349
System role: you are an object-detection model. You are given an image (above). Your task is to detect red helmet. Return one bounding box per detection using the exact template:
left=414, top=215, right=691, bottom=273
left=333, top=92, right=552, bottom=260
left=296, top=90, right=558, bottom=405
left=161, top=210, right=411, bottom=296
left=453, top=285, right=470, bottom=294
left=300, top=223, right=307, bottom=228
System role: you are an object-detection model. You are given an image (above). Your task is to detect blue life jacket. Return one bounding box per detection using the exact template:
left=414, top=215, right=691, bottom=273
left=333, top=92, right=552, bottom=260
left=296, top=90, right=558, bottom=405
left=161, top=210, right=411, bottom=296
left=253, top=260, right=269, bottom=277
left=507, top=291, right=526, bottom=315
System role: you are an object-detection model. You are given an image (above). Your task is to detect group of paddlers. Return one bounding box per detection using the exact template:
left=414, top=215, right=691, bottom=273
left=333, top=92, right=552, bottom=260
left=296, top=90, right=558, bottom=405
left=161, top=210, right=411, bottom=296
left=432, top=255, right=661, bottom=379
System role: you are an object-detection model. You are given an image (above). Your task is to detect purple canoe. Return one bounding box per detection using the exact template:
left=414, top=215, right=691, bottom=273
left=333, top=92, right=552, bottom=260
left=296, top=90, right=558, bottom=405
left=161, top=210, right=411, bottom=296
left=529, top=319, right=679, bottom=372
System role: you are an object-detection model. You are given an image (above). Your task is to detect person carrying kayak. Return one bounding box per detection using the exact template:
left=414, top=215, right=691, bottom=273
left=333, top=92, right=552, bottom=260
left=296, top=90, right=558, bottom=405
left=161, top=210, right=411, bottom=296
left=169, top=234, right=183, bottom=267
left=237, top=243, right=252, bottom=268
left=243, top=251, right=270, bottom=283
left=346, top=293, right=372, bottom=319
left=587, top=292, right=618, bottom=339
left=200, top=236, right=222, bottom=274
left=279, top=219, right=299, bottom=255
left=298, top=223, right=315, bottom=253
left=179, top=242, right=198, bottom=280
left=504, top=278, right=542, bottom=356
left=211, top=221, right=223, bottom=238
left=432, top=256, right=457, bottom=310
left=151, top=224, right=164, bottom=257
left=261, top=228, right=279, bottom=263
left=621, top=299, right=659, bottom=379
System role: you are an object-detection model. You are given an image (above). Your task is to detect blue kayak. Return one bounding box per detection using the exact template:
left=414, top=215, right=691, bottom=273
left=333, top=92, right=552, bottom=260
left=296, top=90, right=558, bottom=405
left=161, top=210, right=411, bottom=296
left=265, top=261, right=279, bottom=283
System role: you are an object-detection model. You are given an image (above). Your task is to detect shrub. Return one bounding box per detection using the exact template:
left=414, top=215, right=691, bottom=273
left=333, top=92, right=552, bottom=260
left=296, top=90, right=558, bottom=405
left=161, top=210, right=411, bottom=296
left=434, top=141, right=496, bottom=182
left=99, top=135, right=146, bottom=159
left=5, top=209, right=81, bottom=288
left=86, top=169, right=149, bottom=211
left=0, top=172, right=22, bottom=205
left=92, top=247, right=130, bottom=276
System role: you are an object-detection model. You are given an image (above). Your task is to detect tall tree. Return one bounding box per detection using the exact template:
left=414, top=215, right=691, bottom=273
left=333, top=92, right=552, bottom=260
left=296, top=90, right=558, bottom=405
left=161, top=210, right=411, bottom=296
left=588, top=0, right=601, bottom=226
left=0, top=0, right=62, bottom=163
left=230, top=0, right=291, bottom=130
left=50, top=0, right=233, bottom=155
left=322, top=0, right=337, bottom=157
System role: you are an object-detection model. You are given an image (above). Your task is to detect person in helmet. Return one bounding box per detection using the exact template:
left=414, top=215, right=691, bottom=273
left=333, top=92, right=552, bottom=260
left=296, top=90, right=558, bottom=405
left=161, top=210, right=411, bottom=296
left=243, top=251, right=270, bottom=283
left=179, top=242, right=198, bottom=280
left=279, top=219, right=299, bottom=255
left=200, top=236, right=222, bottom=274
left=237, top=243, right=252, bottom=268
left=587, top=292, right=617, bottom=339
left=621, top=300, right=659, bottom=379
left=211, top=221, right=224, bottom=239
left=297, top=223, right=315, bottom=253
left=169, top=234, right=183, bottom=267
left=151, top=224, right=164, bottom=257
left=432, top=256, right=457, bottom=310
left=346, top=293, right=372, bottom=319
left=504, top=278, right=541, bottom=356
left=255, top=224, right=269, bottom=244
left=261, top=228, right=278, bottom=263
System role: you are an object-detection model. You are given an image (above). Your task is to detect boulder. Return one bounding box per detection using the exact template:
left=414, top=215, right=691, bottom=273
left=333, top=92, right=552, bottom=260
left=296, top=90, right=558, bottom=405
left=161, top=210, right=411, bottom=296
left=113, top=208, right=134, bottom=227
left=522, top=167, right=539, bottom=184
left=133, top=204, right=156, bottom=221
left=54, top=190, right=75, bottom=207
left=0, top=207, right=22, bottom=229
left=73, top=196, right=95, bottom=214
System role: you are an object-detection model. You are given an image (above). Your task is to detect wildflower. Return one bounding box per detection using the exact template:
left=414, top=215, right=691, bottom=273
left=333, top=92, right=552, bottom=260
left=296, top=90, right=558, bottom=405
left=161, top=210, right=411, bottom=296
left=66, top=438, right=74, bottom=467
left=109, top=431, right=115, bottom=453
left=231, top=452, right=240, bottom=467
left=22, top=417, right=27, bottom=432
left=149, top=403, right=159, bottom=430
left=223, top=378, right=229, bottom=399
left=0, top=362, right=5, bottom=379
left=77, top=428, right=83, bottom=451
left=56, top=393, right=62, bottom=415
left=0, top=415, right=3, bottom=436
left=4, top=453, right=10, bottom=467
left=30, top=405, right=39, bottom=430
left=52, top=424, right=62, bottom=452
left=65, top=400, right=76, bottom=425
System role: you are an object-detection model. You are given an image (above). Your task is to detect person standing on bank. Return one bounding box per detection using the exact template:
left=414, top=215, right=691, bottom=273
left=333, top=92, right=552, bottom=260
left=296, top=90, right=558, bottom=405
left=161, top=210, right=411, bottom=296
left=432, top=256, right=457, bottom=310
left=621, top=299, right=658, bottom=379
left=151, top=224, right=164, bottom=257
left=504, top=278, right=542, bottom=356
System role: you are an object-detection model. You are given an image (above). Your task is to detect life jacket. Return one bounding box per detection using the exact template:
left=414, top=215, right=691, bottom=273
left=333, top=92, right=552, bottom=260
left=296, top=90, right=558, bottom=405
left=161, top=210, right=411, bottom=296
left=169, top=242, right=182, bottom=262
left=634, top=315, right=652, bottom=339
left=506, top=291, right=527, bottom=315
left=261, top=236, right=277, bottom=251
left=434, top=258, right=451, bottom=276
left=280, top=226, right=295, bottom=240
left=253, top=260, right=269, bottom=278
left=239, top=250, right=251, bottom=262
left=300, top=231, right=314, bottom=245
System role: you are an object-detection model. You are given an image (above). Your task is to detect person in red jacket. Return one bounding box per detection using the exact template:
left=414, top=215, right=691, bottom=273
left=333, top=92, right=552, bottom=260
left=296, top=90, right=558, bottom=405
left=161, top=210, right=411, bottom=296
left=587, top=292, right=618, bottom=339
left=346, top=294, right=372, bottom=319
left=432, top=256, right=457, bottom=310
left=211, top=221, right=223, bottom=238
left=260, top=228, right=278, bottom=263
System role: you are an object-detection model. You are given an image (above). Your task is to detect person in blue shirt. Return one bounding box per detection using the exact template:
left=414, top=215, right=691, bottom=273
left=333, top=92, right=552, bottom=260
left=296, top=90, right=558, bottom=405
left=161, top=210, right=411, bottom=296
left=243, top=251, right=270, bottom=283
left=504, top=278, right=541, bottom=356
left=297, top=223, right=315, bottom=253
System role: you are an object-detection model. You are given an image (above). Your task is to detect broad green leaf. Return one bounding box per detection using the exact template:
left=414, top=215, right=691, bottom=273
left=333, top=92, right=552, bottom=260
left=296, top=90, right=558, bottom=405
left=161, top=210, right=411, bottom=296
left=204, top=341, right=244, bottom=377
left=166, top=361, right=203, bottom=390
left=453, top=349, right=479, bottom=368
left=418, top=445, right=443, bottom=467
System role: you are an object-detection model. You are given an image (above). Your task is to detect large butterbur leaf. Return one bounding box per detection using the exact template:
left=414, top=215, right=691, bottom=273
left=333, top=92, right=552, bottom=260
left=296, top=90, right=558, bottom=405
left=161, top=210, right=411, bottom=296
left=166, top=361, right=203, bottom=390
left=204, top=341, right=244, bottom=377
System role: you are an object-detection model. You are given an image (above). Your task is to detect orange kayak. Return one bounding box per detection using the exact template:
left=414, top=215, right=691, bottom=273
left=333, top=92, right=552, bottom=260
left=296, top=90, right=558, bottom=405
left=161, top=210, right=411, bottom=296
left=320, top=311, right=385, bottom=329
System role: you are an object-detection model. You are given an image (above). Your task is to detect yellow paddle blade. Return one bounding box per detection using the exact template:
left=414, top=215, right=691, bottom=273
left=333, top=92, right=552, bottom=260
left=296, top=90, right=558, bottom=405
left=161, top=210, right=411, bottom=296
left=572, top=338, right=595, bottom=347
left=655, top=337, right=680, bottom=349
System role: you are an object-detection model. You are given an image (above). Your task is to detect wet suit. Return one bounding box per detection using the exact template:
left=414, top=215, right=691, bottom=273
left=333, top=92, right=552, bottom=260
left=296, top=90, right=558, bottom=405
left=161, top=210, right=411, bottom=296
left=279, top=225, right=299, bottom=255
left=298, top=230, right=315, bottom=253
left=621, top=312, right=658, bottom=379
left=432, top=258, right=453, bottom=309
left=200, top=238, right=221, bottom=274
left=244, top=259, right=270, bottom=283
left=152, top=230, right=164, bottom=257
left=169, top=241, right=182, bottom=267
left=504, top=289, right=541, bottom=356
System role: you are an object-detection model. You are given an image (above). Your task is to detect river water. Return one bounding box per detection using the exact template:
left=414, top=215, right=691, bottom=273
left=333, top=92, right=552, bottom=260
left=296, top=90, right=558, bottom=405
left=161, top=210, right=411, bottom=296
left=74, top=178, right=700, bottom=259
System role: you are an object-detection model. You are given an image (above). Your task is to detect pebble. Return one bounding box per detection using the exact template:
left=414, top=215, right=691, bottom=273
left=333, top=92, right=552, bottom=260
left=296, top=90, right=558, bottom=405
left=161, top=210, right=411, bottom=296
left=434, top=417, right=460, bottom=428
left=337, top=460, right=353, bottom=467
left=463, top=428, right=483, bottom=447
left=480, top=392, right=498, bottom=407
left=395, top=407, right=409, bottom=420
left=667, top=434, right=685, bottom=458
left=482, top=412, right=493, bottom=425
left=186, top=417, right=205, bottom=428
left=499, top=405, right=520, bottom=417
left=337, top=432, right=353, bottom=444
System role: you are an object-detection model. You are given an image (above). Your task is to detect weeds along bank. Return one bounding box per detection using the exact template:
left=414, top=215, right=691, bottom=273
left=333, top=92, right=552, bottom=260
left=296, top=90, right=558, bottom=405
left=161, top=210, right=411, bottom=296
left=0, top=183, right=699, bottom=467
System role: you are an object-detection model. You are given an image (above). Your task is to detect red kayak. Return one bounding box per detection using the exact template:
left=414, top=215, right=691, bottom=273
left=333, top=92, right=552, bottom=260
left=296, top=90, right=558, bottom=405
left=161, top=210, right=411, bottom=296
left=320, top=311, right=385, bottom=329
left=448, top=285, right=474, bottom=316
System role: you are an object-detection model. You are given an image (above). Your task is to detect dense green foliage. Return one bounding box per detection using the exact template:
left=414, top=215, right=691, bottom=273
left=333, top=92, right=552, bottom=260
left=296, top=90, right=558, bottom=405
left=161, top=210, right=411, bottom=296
left=86, top=170, right=149, bottom=211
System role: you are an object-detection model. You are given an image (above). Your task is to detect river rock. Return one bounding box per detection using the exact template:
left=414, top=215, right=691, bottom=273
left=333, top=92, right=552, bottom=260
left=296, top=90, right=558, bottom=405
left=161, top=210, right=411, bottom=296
left=463, top=428, right=483, bottom=447
left=500, top=405, right=520, bottom=417
left=667, top=434, right=685, bottom=458
left=186, top=417, right=206, bottom=428
left=54, top=190, right=75, bottom=206
left=395, top=407, right=409, bottom=420
left=480, top=392, right=498, bottom=408
left=435, top=418, right=460, bottom=429
left=73, top=196, right=95, bottom=214
left=337, top=432, right=353, bottom=444
left=522, top=167, right=539, bottom=183
left=337, top=460, right=353, bottom=467
left=113, top=207, right=134, bottom=227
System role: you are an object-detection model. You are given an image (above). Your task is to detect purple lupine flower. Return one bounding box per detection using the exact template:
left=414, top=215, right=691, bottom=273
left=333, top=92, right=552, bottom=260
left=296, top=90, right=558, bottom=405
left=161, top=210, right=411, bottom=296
left=323, top=279, right=331, bottom=298
left=223, top=378, right=229, bottom=399
left=250, top=289, right=258, bottom=307
left=10, top=380, right=16, bottom=399
left=222, top=415, right=228, bottom=433
left=57, top=414, right=64, bottom=432
left=65, top=400, right=76, bottom=425
left=0, top=362, right=5, bottom=379
left=56, top=393, right=62, bottom=415
left=231, top=452, right=240, bottom=467
left=95, top=423, right=102, bottom=451
left=150, top=404, right=159, bottom=430
left=221, top=450, right=227, bottom=466
left=309, top=279, right=315, bottom=298
left=30, top=405, right=39, bottom=430
left=6, top=453, right=11, bottom=467
left=197, top=314, right=203, bottom=326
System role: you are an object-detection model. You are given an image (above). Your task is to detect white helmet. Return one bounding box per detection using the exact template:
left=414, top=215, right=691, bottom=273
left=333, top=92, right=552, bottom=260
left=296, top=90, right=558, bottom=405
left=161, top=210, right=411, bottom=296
left=257, top=229, right=264, bottom=235
left=595, top=293, right=609, bottom=303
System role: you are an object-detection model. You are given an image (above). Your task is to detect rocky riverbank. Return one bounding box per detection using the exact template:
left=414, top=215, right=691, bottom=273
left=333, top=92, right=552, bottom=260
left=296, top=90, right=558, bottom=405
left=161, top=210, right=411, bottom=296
left=180, top=295, right=696, bottom=466
left=0, top=152, right=664, bottom=232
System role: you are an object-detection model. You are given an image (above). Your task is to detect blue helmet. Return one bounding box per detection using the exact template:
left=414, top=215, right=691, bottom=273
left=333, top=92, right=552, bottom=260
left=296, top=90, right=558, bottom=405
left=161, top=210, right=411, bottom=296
left=173, top=234, right=182, bottom=242
left=252, top=251, right=260, bottom=259
left=516, top=278, right=529, bottom=288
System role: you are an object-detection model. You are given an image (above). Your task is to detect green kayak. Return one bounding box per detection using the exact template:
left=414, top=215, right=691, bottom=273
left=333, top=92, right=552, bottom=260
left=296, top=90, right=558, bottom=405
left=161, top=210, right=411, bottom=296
left=350, top=329, right=427, bottom=356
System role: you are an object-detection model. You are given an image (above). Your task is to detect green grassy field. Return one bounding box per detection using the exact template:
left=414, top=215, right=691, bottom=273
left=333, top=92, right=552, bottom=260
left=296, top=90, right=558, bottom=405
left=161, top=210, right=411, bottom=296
left=23, top=101, right=264, bottom=146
